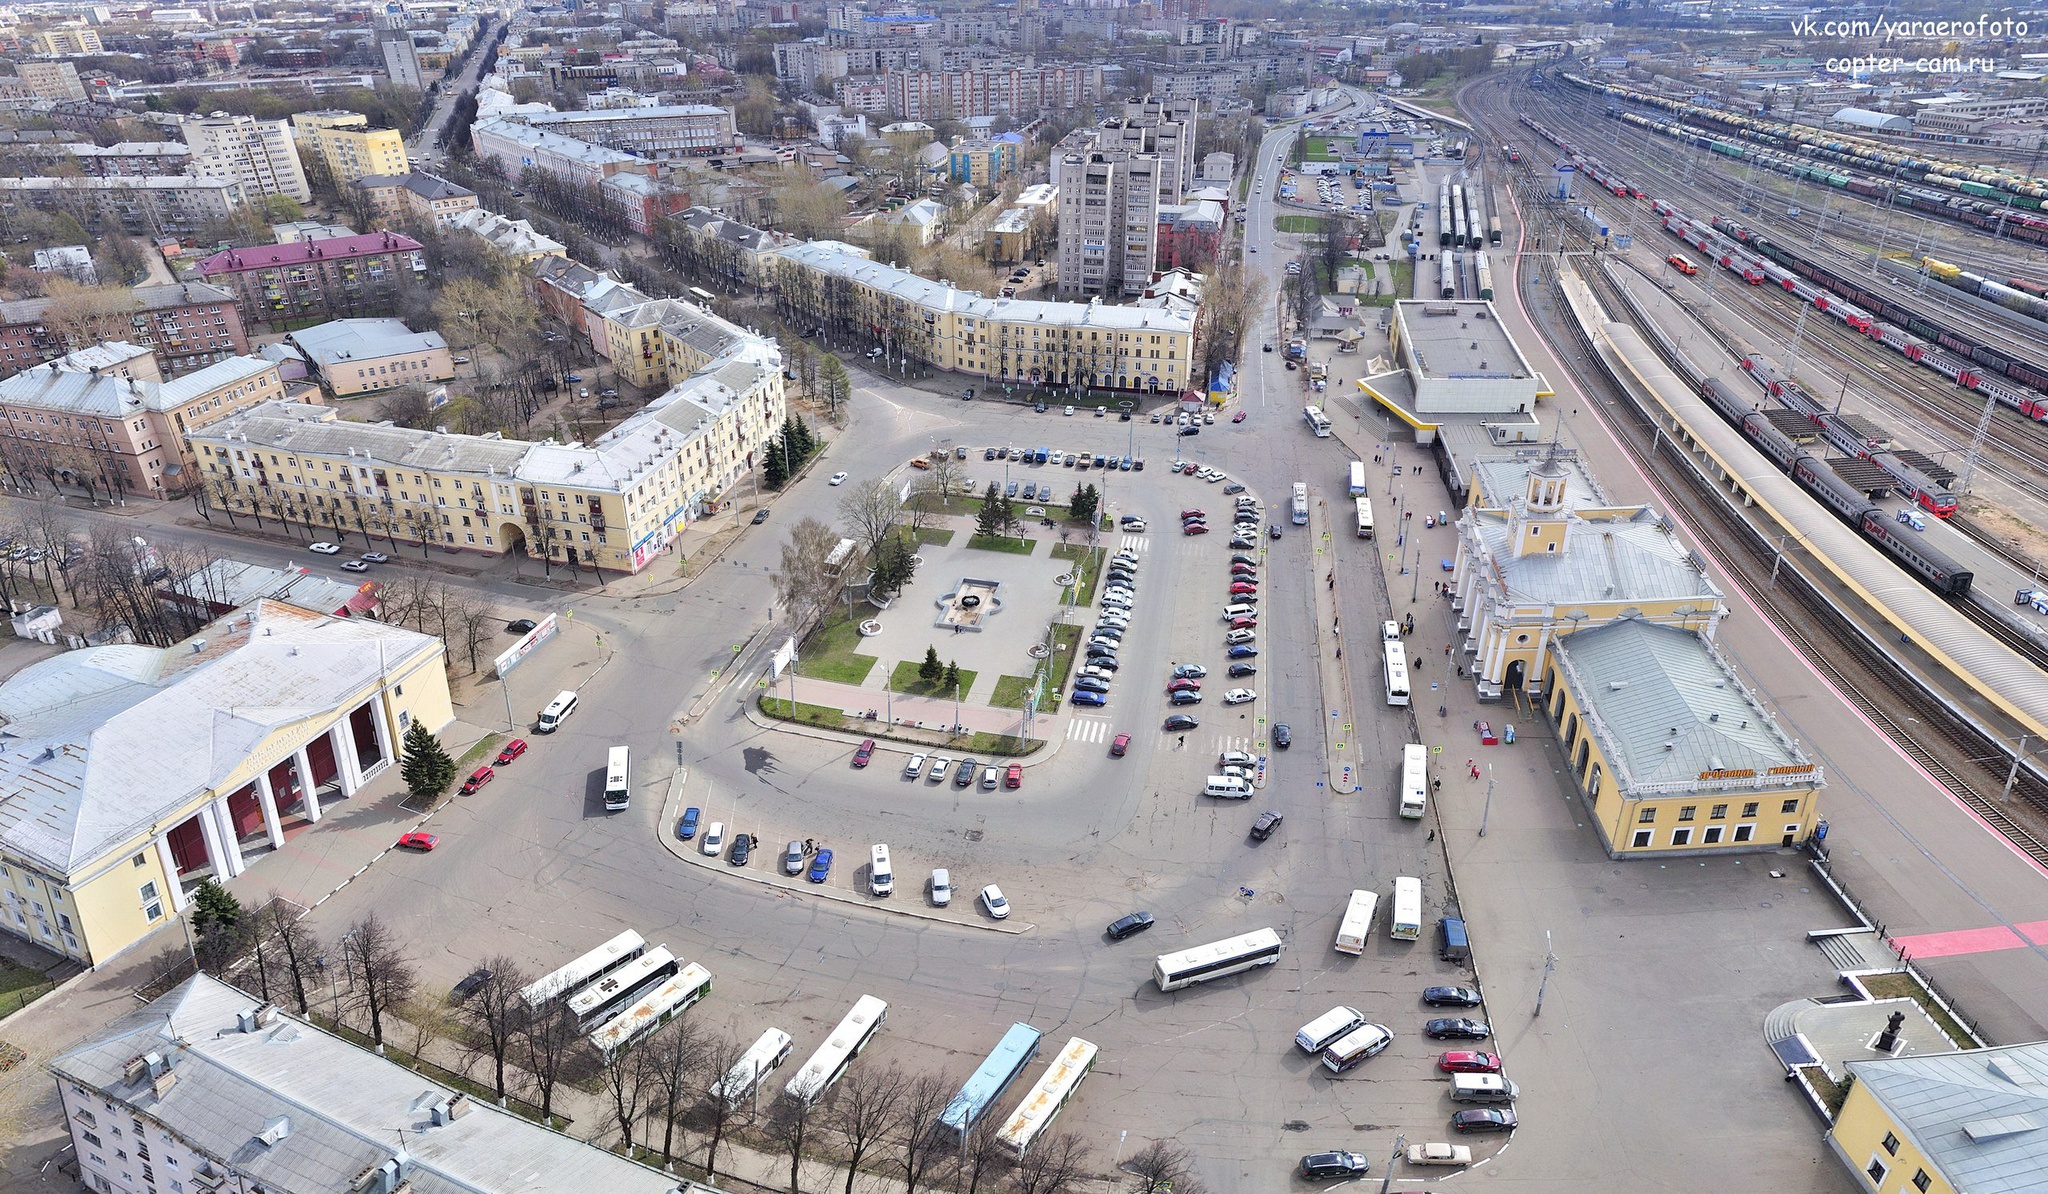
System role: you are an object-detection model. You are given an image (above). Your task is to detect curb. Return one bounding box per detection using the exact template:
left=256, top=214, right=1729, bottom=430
left=652, top=766, right=1032, bottom=936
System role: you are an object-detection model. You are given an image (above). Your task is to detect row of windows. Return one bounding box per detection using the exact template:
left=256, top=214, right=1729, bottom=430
left=1636, top=800, right=1799, bottom=824
left=1630, top=825, right=1762, bottom=848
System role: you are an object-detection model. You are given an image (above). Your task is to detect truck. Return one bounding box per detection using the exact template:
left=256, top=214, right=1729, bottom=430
left=2019, top=588, right=2048, bottom=615
left=1285, top=339, right=1308, bottom=362
left=1406, top=1143, right=1473, bottom=1167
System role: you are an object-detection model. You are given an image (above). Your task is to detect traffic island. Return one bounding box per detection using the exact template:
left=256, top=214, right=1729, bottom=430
left=756, top=695, right=1039, bottom=757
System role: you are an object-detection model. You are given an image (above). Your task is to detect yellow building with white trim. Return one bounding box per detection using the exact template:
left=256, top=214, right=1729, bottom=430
left=1829, top=1041, right=2048, bottom=1194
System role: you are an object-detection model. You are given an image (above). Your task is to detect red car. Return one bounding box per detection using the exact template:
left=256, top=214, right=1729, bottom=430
left=1437, top=1051, right=1503, bottom=1074
left=1232, top=410, right=1247, bottom=423
left=1229, top=616, right=1258, bottom=630
left=1004, top=762, right=1023, bottom=788
left=459, top=765, right=494, bottom=795
left=1167, top=678, right=1202, bottom=693
left=1229, top=582, right=1258, bottom=595
left=1180, top=509, right=1206, bottom=520
left=1110, top=732, right=1131, bottom=757
left=1184, top=523, right=1209, bottom=535
left=494, top=738, right=528, bottom=765
left=852, top=738, right=876, bottom=768
left=396, top=832, right=438, bottom=852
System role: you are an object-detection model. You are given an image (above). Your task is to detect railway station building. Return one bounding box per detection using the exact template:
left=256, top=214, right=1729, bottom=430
left=0, top=600, right=449, bottom=967
left=1828, top=1040, right=2048, bottom=1194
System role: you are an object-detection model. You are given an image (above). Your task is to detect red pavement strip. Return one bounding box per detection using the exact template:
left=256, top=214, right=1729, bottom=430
left=1890, top=922, right=2048, bottom=959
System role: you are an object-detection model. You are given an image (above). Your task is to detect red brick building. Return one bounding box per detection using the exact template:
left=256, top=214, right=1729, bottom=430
left=0, top=282, right=248, bottom=380
left=197, top=231, right=427, bottom=328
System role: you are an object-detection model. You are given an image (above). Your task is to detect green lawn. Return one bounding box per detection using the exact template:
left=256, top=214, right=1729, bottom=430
left=1363, top=258, right=1416, bottom=307
left=1303, top=137, right=1341, bottom=162
left=457, top=732, right=504, bottom=767
left=967, top=534, right=1036, bottom=554
left=989, top=674, right=1038, bottom=709
left=1044, top=622, right=1083, bottom=694
left=1051, top=543, right=1104, bottom=606
left=793, top=615, right=880, bottom=685
left=1861, top=972, right=1973, bottom=1048
left=911, top=527, right=955, bottom=546
left=759, top=696, right=852, bottom=728
left=1275, top=215, right=1330, bottom=235
left=887, top=658, right=979, bottom=699
left=0, top=960, right=57, bottom=1020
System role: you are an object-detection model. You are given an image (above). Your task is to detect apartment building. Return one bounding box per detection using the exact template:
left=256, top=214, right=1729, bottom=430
left=883, top=62, right=1105, bottom=120
left=471, top=117, right=646, bottom=188
left=197, top=231, right=427, bottom=326
left=16, top=60, right=86, bottom=101
left=0, top=352, right=284, bottom=498
left=447, top=207, right=564, bottom=263
left=285, top=317, right=452, bottom=397
left=775, top=242, right=1195, bottom=393
left=659, top=206, right=799, bottom=290
left=290, top=110, right=411, bottom=184
left=0, top=282, right=248, bottom=380
left=949, top=137, right=1020, bottom=187
left=60, top=141, right=193, bottom=177
left=176, top=113, right=312, bottom=203
left=29, top=27, right=103, bottom=55
left=1057, top=151, right=1164, bottom=299
left=519, top=106, right=738, bottom=159
left=0, top=175, right=246, bottom=236
left=351, top=171, right=481, bottom=229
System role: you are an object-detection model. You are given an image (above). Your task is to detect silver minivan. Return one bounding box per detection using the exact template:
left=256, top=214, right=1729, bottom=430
left=1450, top=1074, right=1518, bottom=1104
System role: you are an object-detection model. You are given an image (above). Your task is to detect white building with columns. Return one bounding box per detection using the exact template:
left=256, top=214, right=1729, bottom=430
left=0, top=598, right=450, bottom=967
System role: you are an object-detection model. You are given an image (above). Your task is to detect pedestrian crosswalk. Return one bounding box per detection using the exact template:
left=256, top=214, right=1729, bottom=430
left=1210, top=734, right=1256, bottom=756
left=1067, top=715, right=1114, bottom=744
left=1118, top=536, right=1150, bottom=553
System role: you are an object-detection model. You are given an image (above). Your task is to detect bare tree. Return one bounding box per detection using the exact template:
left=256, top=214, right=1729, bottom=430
left=400, top=995, right=451, bottom=1064
left=254, top=895, right=320, bottom=1015
left=831, top=1062, right=906, bottom=1194
left=894, top=1070, right=956, bottom=1194
left=696, top=1033, right=751, bottom=1179
left=1122, top=1139, right=1203, bottom=1194
left=601, top=1042, right=654, bottom=1156
left=1010, top=1130, right=1091, bottom=1194
left=641, top=1016, right=707, bottom=1168
left=455, top=956, right=530, bottom=1100
left=837, top=477, right=904, bottom=557
left=516, top=1000, right=579, bottom=1126
left=771, top=516, right=846, bottom=635
left=957, top=1110, right=1010, bottom=1194
left=769, top=1095, right=820, bottom=1194
left=342, top=911, right=416, bottom=1047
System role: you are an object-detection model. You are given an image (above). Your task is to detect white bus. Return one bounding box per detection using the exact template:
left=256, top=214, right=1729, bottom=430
left=1153, top=927, right=1285, bottom=992
left=1304, top=405, right=1333, bottom=438
left=603, top=745, right=631, bottom=811
left=1390, top=877, right=1423, bottom=941
left=713, top=1027, right=794, bottom=1108
left=996, top=1037, right=1098, bottom=1158
left=1354, top=496, right=1375, bottom=540
left=521, top=929, right=647, bottom=1011
left=566, top=944, right=678, bottom=1029
left=589, top=963, right=713, bottom=1058
left=1291, top=482, right=1310, bottom=526
left=1333, top=889, right=1380, bottom=955
left=785, top=995, right=888, bottom=1106
left=1347, top=460, right=1367, bottom=496
left=1399, top=743, right=1429, bottom=819
left=1383, top=640, right=1411, bottom=706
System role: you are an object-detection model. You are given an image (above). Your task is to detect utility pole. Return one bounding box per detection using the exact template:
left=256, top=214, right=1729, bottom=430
left=1378, top=1134, right=1405, bottom=1194
left=1478, top=766, right=1496, bottom=837
left=1534, top=930, right=1557, bottom=1017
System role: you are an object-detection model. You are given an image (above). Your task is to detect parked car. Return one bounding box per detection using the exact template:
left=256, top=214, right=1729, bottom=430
left=506, top=619, right=537, bottom=634
left=1164, top=713, right=1200, bottom=731
left=1229, top=663, right=1258, bottom=678
left=309, top=542, right=341, bottom=554
left=360, top=551, right=390, bottom=563
left=980, top=884, right=1011, bottom=919
left=852, top=739, right=876, bottom=768
left=1437, top=1051, right=1503, bottom=1074
left=1106, top=911, right=1156, bottom=940
left=451, top=967, right=492, bottom=1002
left=929, top=867, right=952, bottom=905
left=1071, top=690, right=1109, bottom=706
left=700, top=822, right=726, bottom=856
left=396, top=831, right=438, bottom=851
left=783, top=840, right=806, bottom=875
left=808, top=848, right=834, bottom=882
left=1004, top=763, right=1024, bottom=788
left=1425, top=1018, right=1492, bottom=1041
left=677, top=807, right=701, bottom=840
left=1450, top=1109, right=1517, bottom=1134
left=1298, top=1152, right=1370, bottom=1181
left=954, top=758, right=979, bottom=787
left=1172, top=663, right=1208, bottom=679
left=1169, top=690, right=1203, bottom=705
left=1167, top=678, right=1201, bottom=693
left=729, top=833, right=754, bottom=866
left=1222, top=688, right=1257, bottom=705
left=1183, top=522, right=1209, bottom=535
left=1228, top=644, right=1259, bottom=659
left=494, top=738, right=528, bottom=765
left=1406, top=1143, right=1473, bottom=1167
left=458, top=766, right=494, bottom=795
left=752, top=509, right=771, bottom=524
left=1424, top=985, right=1484, bottom=1008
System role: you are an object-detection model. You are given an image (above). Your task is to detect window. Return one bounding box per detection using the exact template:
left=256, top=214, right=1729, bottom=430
left=1631, top=830, right=1652, bottom=849
left=1637, top=807, right=1656, bottom=824
left=139, top=882, right=162, bottom=922
left=1742, top=802, right=1760, bottom=817
left=1734, top=824, right=1755, bottom=843
left=1782, top=798, right=1801, bottom=814
left=1671, top=828, right=1692, bottom=846
left=1867, top=1158, right=1888, bottom=1184
left=1678, top=805, right=1696, bottom=821
left=1703, top=826, right=1724, bottom=844
left=1710, top=804, right=1728, bottom=820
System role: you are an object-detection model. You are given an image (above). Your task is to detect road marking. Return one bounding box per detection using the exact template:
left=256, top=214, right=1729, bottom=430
left=1119, top=536, right=1150, bottom=553
left=1890, top=923, right=2047, bottom=959
left=1066, top=716, right=1112, bottom=744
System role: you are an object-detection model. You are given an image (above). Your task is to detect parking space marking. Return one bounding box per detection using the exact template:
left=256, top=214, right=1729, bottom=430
left=1066, top=716, right=1112, bottom=744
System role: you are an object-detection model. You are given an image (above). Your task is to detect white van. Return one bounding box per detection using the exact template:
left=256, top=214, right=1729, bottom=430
left=1203, top=775, right=1253, bottom=799
left=869, top=844, right=894, bottom=896
left=1382, top=620, right=1401, bottom=642
left=1295, top=1005, right=1365, bottom=1054
left=1450, top=1074, right=1518, bottom=1104
left=1321, top=1022, right=1395, bottom=1073
left=1222, top=603, right=1257, bottom=620
left=536, top=690, right=578, bottom=733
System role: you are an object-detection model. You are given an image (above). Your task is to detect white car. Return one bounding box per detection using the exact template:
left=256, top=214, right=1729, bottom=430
left=1124, top=518, right=1147, bottom=532
left=1225, top=629, right=1257, bottom=645
left=829, top=472, right=848, bottom=485
left=903, top=752, right=927, bottom=779
left=700, top=821, right=726, bottom=857
left=308, top=542, right=342, bottom=555
left=1223, top=688, right=1257, bottom=705
left=928, top=755, right=951, bottom=781
left=980, top=884, right=1010, bottom=919
left=931, top=868, right=953, bottom=906
left=1063, top=405, right=1076, bottom=416
left=1220, top=749, right=1256, bottom=767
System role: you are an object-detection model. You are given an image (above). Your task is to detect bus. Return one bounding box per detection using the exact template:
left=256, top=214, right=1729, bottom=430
left=712, top=1027, right=794, bottom=1109
left=1291, top=482, right=1310, bottom=526
left=1383, top=640, right=1411, bottom=706
left=1347, top=461, right=1367, bottom=497
left=521, top=929, right=647, bottom=1011
left=589, top=963, right=713, bottom=1058
left=603, top=745, right=631, bottom=811
left=688, top=286, right=719, bottom=306
left=1304, top=405, right=1332, bottom=438
left=1153, top=927, right=1285, bottom=992
left=1399, top=743, right=1428, bottom=819
left=941, top=1022, right=1043, bottom=1138
left=1666, top=253, right=1698, bottom=276
left=996, top=1037, right=1098, bottom=1158
left=1354, top=496, right=1375, bottom=540
left=1390, top=877, right=1423, bottom=941
left=566, top=944, right=678, bottom=1028
left=1333, top=889, right=1380, bottom=955
left=785, top=995, right=888, bottom=1106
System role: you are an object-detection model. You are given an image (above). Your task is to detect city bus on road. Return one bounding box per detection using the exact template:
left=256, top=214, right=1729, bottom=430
left=603, top=745, right=631, bottom=811
left=1154, top=927, right=1285, bottom=991
left=1334, top=889, right=1380, bottom=955
left=521, top=929, right=647, bottom=1012
left=996, top=1037, right=1098, bottom=1158
left=1383, top=640, right=1411, bottom=706
left=942, top=1022, right=1043, bottom=1138
left=1347, top=460, right=1367, bottom=496
left=1355, top=496, right=1375, bottom=540
left=1304, top=405, right=1333, bottom=437
left=1399, top=743, right=1429, bottom=819
left=1291, top=482, right=1310, bottom=526
left=1391, top=877, right=1424, bottom=941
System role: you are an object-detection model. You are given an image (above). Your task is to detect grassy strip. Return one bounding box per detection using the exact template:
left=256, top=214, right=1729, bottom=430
left=457, top=732, right=504, bottom=767
left=0, top=961, right=58, bottom=1022
left=1275, top=215, right=1330, bottom=234
left=886, top=658, right=979, bottom=698
left=793, top=615, right=880, bottom=685
left=760, top=695, right=1040, bottom=756
left=1304, top=137, right=1340, bottom=162
left=967, top=534, right=1036, bottom=554
left=911, top=527, right=955, bottom=546
left=759, top=696, right=849, bottom=728
left=1044, top=622, right=1083, bottom=693
left=1051, top=542, right=1104, bottom=605
left=1800, top=1065, right=1851, bottom=1118
left=1860, top=972, right=1974, bottom=1048
left=989, top=675, right=1036, bottom=709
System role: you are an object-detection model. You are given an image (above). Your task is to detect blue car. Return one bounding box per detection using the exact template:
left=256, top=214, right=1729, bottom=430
left=676, top=806, right=701, bottom=839
left=1228, top=644, right=1259, bottom=659
left=1071, top=690, right=1109, bottom=707
left=807, top=848, right=834, bottom=882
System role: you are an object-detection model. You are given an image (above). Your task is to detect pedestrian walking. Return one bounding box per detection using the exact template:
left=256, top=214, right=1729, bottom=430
left=1432, top=778, right=1442, bottom=794
left=1444, top=644, right=1451, bottom=656
left=1470, top=762, right=1481, bottom=780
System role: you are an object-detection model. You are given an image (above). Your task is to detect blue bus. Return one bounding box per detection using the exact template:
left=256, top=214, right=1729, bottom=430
left=941, top=1022, right=1042, bottom=1137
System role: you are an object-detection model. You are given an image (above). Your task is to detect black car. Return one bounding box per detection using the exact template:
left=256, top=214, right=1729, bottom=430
left=1451, top=1108, right=1517, bottom=1134
left=1229, top=535, right=1257, bottom=549
left=729, top=833, right=754, bottom=866
left=1268, top=524, right=1283, bottom=539
left=1424, top=985, right=1484, bottom=1008
left=1179, top=425, right=1200, bottom=436
left=1035, top=402, right=1049, bottom=413
left=1273, top=723, right=1292, bottom=748
left=1106, top=911, right=1156, bottom=940
left=1074, top=676, right=1111, bottom=694
left=1230, top=553, right=1257, bottom=565
left=955, top=758, right=979, bottom=787
left=451, top=967, right=493, bottom=1002
left=1106, top=568, right=1137, bottom=584
left=1163, top=713, right=1200, bottom=731
left=1425, top=1017, right=1492, bottom=1040
left=1299, top=1152, right=1370, bottom=1180
left=751, top=508, right=771, bottom=524
left=1250, top=810, right=1283, bottom=840
left=1229, top=663, right=1258, bottom=678
left=1088, top=656, right=1122, bottom=672
left=1223, top=483, right=1247, bottom=495
left=505, top=618, right=537, bottom=634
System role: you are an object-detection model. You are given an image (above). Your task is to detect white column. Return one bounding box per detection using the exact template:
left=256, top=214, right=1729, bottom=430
left=210, top=798, right=245, bottom=877
left=369, top=696, right=394, bottom=766
left=333, top=723, right=362, bottom=796
left=154, top=835, right=190, bottom=913
left=195, top=803, right=230, bottom=880
left=295, top=746, right=321, bottom=822
left=255, top=774, right=284, bottom=850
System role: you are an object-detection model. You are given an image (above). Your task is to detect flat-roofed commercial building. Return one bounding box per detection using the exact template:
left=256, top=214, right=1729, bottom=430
left=521, top=105, right=739, bottom=159
left=471, top=117, right=647, bottom=188
left=284, top=317, right=452, bottom=397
